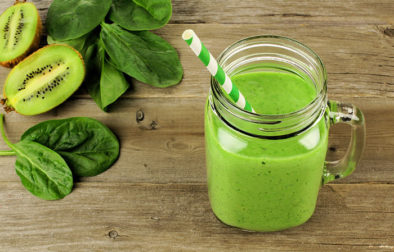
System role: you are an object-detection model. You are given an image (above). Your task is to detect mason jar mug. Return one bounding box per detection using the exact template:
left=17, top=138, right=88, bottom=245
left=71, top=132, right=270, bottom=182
left=204, top=36, right=366, bottom=232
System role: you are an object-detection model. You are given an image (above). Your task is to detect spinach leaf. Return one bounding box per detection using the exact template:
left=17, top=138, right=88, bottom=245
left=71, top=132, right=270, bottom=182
left=100, top=58, right=130, bottom=109
left=47, top=30, right=99, bottom=56
left=84, top=42, right=103, bottom=108
left=0, top=114, right=73, bottom=200
left=47, top=33, right=90, bottom=56
left=110, top=0, right=172, bottom=31
left=21, top=117, right=120, bottom=177
left=47, top=0, right=112, bottom=40
left=100, top=23, right=183, bottom=87
left=14, top=141, right=73, bottom=200
left=85, top=40, right=130, bottom=111
left=47, top=32, right=128, bottom=110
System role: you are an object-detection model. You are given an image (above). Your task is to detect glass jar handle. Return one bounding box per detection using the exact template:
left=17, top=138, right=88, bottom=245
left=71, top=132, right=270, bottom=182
left=323, top=100, right=366, bottom=184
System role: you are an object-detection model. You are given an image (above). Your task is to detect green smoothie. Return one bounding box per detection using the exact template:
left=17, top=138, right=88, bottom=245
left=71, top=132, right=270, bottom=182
left=205, top=71, right=329, bottom=231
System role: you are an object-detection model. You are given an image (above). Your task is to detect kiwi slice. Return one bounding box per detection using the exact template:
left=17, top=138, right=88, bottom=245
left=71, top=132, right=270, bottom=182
left=2, top=45, right=85, bottom=115
left=0, top=0, right=42, bottom=68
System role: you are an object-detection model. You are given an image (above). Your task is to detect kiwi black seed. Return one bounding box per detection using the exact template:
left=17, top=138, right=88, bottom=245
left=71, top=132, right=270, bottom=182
left=0, top=1, right=42, bottom=68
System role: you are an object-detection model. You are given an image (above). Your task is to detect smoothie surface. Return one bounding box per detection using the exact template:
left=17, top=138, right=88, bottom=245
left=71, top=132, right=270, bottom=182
left=205, top=70, right=328, bottom=231
left=230, top=71, right=316, bottom=114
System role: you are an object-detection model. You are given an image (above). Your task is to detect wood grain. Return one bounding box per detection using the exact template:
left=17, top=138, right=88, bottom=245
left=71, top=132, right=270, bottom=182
left=1, top=24, right=393, bottom=99
left=130, top=23, right=394, bottom=99
left=170, top=0, right=394, bottom=25
left=3, top=0, right=394, bottom=26
left=0, top=97, right=392, bottom=184
left=0, top=183, right=392, bottom=251
left=0, top=0, right=393, bottom=251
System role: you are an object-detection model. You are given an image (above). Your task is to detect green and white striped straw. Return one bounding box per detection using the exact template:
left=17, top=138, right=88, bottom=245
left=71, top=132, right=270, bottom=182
left=182, top=29, right=255, bottom=113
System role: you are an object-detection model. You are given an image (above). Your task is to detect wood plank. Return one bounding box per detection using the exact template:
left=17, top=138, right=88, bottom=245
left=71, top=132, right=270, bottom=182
left=171, top=0, right=394, bottom=25
left=0, top=97, right=392, bottom=184
left=139, top=24, right=394, bottom=99
left=0, top=1, right=392, bottom=251
left=1, top=24, right=393, bottom=100
left=0, top=183, right=392, bottom=251
left=1, top=0, right=393, bottom=26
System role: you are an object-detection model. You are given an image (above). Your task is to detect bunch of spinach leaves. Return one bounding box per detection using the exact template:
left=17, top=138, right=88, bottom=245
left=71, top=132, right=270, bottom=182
left=46, top=0, right=183, bottom=111
left=0, top=115, right=120, bottom=200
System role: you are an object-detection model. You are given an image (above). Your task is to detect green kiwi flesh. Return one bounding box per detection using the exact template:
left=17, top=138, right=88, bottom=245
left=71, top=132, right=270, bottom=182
left=0, top=1, right=42, bottom=67
left=2, top=45, right=85, bottom=115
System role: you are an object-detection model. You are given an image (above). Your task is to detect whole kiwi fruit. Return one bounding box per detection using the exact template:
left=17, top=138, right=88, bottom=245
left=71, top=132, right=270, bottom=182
left=1, top=45, right=85, bottom=115
left=0, top=0, right=42, bottom=68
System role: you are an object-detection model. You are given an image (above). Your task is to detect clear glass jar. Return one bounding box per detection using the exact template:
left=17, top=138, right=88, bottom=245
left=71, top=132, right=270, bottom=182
left=205, top=35, right=366, bottom=232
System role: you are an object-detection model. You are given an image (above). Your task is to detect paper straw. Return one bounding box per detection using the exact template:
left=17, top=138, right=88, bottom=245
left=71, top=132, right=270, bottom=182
left=182, top=29, right=255, bottom=113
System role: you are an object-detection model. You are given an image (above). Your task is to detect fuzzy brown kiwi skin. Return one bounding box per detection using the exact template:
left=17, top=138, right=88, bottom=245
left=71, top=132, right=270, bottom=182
left=0, top=1, right=42, bottom=68
left=2, top=44, right=86, bottom=115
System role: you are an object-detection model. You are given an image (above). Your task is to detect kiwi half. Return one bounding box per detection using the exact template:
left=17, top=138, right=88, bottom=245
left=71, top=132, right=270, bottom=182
left=0, top=0, right=42, bottom=68
left=2, top=45, right=85, bottom=115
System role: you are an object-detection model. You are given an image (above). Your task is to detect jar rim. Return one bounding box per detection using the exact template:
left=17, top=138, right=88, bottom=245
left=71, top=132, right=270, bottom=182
left=211, top=34, right=327, bottom=121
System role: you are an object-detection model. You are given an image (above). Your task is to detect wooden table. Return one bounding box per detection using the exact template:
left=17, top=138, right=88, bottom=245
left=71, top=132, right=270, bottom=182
left=1, top=1, right=393, bottom=251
